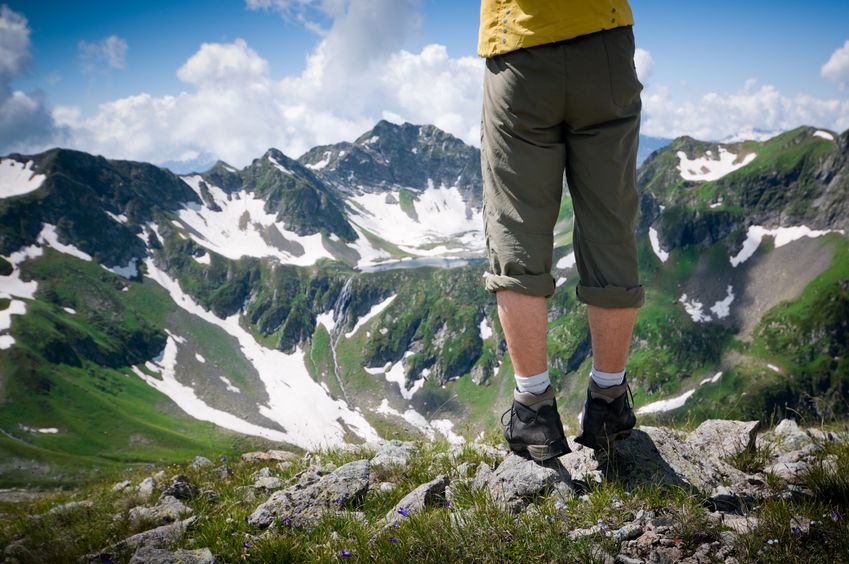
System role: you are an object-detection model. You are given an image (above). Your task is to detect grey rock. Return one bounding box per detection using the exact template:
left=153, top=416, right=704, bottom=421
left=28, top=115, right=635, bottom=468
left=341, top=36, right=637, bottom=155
left=253, top=476, right=286, bottom=490
left=385, top=475, right=448, bottom=521
left=46, top=500, right=94, bottom=515
left=138, top=477, right=157, bottom=497
left=241, top=449, right=299, bottom=463
left=214, top=465, right=232, bottom=479
left=613, top=522, right=644, bottom=541
left=198, top=489, right=220, bottom=504
left=128, top=495, right=193, bottom=529
left=79, top=516, right=196, bottom=563
left=129, top=546, right=215, bottom=564
left=772, top=419, right=813, bottom=451
left=558, top=437, right=603, bottom=484
left=247, top=459, right=369, bottom=529
left=568, top=524, right=602, bottom=540
left=253, top=467, right=273, bottom=479
left=370, top=440, right=416, bottom=468
left=615, top=555, right=644, bottom=564
left=685, top=420, right=759, bottom=458
left=471, top=462, right=492, bottom=491
left=455, top=462, right=473, bottom=479
left=191, top=456, right=212, bottom=469
left=377, top=482, right=397, bottom=493
left=721, top=514, right=759, bottom=535
left=113, top=480, right=133, bottom=492
left=764, top=460, right=811, bottom=483
left=485, top=454, right=568, bottom=513
left=161, top=475, right=199, bottom=500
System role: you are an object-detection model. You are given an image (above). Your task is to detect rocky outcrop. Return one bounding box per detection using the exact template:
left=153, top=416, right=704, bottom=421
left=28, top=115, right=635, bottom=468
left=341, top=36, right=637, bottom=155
left=385, top=475, right=448, bottom=521
left=247, top=459, right=370, bottom=529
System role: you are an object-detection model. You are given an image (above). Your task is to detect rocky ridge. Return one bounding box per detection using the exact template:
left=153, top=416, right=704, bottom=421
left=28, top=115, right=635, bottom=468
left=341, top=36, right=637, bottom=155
left=3, top=418, right=843, bottom=563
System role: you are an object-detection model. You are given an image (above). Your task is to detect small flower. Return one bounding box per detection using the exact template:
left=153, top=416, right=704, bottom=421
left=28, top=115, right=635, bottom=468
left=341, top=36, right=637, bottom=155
left=389, top=537, right=398, bottom=545
left=791, top=526, right=802, bottom=534
left=242, top=542, right=250, bottom=549
left=831, top=510, right=840, bottom=522
left=392, top=519, right=400, bottom=528
left=339, top=549, right=353, bottom=559
left=398, top=507, right=410, bottom=517
left=597, top=519, right=605, bottom=529
left=767, top=539, right=778, bottom=545
left=445, top=500, right=453, bottom=509
left=336, top=496, right=347, bottom=507
left=811, top=519, right=819, bottom=526
left=282, top=516, right=293, bottom=527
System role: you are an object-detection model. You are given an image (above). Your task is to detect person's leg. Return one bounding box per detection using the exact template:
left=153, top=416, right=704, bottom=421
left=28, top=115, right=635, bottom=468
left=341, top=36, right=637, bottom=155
left=480, top=42, right=571, bottom=461
left=496, top=291, right=547, bottom=378
left=588, top=305, right=637, bottom=373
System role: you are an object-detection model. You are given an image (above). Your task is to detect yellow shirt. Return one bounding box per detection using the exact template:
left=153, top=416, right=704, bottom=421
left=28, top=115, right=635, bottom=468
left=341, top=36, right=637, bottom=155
left=478, top=0, right=635, bottom=58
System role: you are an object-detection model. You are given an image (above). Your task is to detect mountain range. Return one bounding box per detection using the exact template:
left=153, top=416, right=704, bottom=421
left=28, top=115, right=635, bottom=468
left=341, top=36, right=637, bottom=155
left=1, top=121, right=847, bottom=488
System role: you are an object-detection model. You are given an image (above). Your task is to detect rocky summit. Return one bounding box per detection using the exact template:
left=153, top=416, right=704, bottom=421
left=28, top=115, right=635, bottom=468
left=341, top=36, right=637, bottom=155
left=3, top=417, right=847, bottom=563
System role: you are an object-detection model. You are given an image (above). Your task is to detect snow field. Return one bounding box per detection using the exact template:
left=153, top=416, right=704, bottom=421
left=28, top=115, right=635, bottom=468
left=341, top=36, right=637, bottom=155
left=0, top=159, right=45, bottom=199
left=677, top=147, right=756, bottom=181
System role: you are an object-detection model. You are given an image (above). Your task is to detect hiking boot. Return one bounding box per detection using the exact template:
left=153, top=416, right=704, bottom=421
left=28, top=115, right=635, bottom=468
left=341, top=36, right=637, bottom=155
left=574, top=375, right=636, bottom=450
left=501, top=385, right=571, bottom=462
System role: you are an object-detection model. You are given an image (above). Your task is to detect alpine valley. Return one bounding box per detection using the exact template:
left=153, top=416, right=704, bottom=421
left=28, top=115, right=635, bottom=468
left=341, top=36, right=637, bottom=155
left=1, top=121, right=847, bottom=488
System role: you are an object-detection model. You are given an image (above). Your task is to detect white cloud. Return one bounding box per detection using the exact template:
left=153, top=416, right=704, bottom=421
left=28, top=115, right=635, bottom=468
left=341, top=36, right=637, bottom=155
left=49, top=0, right=483, bottom=167
left=634, top=47, right=653, bottom=84
left=0, top=5, right=65, bottom=155
left=78, top=35, right=128, bottom=73
left=641, top=80, right=849, bottom=141
left=822, top=39, right=849, bottom=89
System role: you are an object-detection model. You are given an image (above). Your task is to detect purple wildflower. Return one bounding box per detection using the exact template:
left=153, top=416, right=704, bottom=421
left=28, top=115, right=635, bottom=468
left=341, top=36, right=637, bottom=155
left=389, top=537, right=398, bottom=545
left=242, top=542, right=250, bottom=549
left=336, top=496, right=347, bottom=507
left=392, top=519, right=400, bottom=528
left=339, top=549, right=353, bottom=559
left=831, top=510, right=840, bottom=522
left=282, top=516, right=293, bottom=527
left=791, top=526, right=802, bottom=534
left=398, top=507, right=410, bottom=517
left=445, top=500, right=453, bottom=509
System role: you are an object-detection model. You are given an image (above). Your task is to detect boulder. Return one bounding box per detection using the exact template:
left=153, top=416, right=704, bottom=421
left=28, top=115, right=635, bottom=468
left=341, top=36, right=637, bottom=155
left=241, top=450, right=299, bottom=463
left=771, top=419, right=813, bottom=451
left=247, top=459, right=370, bottom=529
left=128, top=495, right=193, bottom=529
left=484, top=454, right=569, bottom=513
left=685, top=420, right=759, bottom=458
left=79, top=517, right=196, bottom=563
left=370, top=440, right=416, bottom=468
left=470, top=462, right=492, bottom=491
left=160, top=475, right=199, bottom=501
left=191, top=456, right=212, bottom=469
left=138, top=477, right=157, bottom=497
left=385, top=475, right=449, bottom=521
left=112, top=480, right=133, bottom=492
left=129, top=546, right=215, bottom=564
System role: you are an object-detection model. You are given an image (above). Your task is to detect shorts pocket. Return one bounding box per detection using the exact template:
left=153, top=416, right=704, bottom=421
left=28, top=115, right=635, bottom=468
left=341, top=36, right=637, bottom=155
left=602, top=26, right=643, bottom=107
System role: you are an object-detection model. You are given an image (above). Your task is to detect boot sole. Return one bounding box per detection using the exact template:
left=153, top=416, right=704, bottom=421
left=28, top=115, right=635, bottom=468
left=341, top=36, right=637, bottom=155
left=508, top=440, right=570, bottom=462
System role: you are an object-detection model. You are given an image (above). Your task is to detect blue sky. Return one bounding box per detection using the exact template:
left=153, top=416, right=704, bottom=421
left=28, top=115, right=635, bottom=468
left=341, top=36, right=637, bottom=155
left=4, top=1, right=849, bottom=165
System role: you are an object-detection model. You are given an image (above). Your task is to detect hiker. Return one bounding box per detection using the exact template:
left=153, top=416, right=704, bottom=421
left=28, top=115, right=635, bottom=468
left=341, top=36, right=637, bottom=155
left=478, top=1, right=644, bottom=461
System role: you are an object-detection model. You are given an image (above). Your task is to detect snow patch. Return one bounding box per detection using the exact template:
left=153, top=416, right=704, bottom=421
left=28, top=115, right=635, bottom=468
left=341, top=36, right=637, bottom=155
left=556, top=251, right=576, bottom=270
left=219, top=376, right=241, bottom=393
left=305, top=151, right=332, bottom=170
left=637, top=389, right=696, bottom=415
left=700, top=371, right=723, bottom=386
left=767, top=364, right=780, bottom=373
left=316, top=310, right=336, bottom=332
left=63, top=307, right=76, bottom=314
left=105, top=257, right=138, bottom=279
left=0, top=159, right=45, bottom=199
left=178, top=175, right=334, bottom=266
left=677, top=147, right=756, bottom=181
left=195, top=352, right=206, bottom=363
left=140, top=245, right=380, bottom=449
left=709, top=285, right=735, bottom=319
left=267, top=154, right=293, bottom=175
left=345, top=294, right=396, bottom=338
left=105, top=210, right=129, bottom=224
left=37, top=224, right=92, bottom=261
left=730, top=225, right=842, bottom=267
left=133, top=332, right=281, bottom=440
left=193, top=252, right=211, bottom=265
left=0, top=243, right=44, bottom=348
left=679, top=294, right=710, bottom=323
left=649, top=227, right=669, bottom=262
left=373, top=399, right=463, bottom=444
left=813, top=130, right=835, bottom=141
left=479, top=318, right=492, bottom=340
left=370, top=353, right=426, bottom=400
left=680, top=285, right=735, bottom=323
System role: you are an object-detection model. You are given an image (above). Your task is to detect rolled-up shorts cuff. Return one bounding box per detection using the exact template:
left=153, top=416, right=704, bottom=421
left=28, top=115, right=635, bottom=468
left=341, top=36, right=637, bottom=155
left=484, top=271, right=555, bottom=298
left=576, top=284, right=645, bottom=308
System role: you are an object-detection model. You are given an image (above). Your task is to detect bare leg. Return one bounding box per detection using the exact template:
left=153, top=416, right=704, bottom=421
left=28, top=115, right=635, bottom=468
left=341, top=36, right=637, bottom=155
left=496, top=290, right=548, bottom=378
left=587, top=305, right=637, bottom=372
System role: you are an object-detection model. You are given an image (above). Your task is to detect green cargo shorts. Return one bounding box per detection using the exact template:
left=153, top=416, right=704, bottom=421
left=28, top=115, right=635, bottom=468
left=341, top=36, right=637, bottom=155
left=481, top=25, right=645, bottom=308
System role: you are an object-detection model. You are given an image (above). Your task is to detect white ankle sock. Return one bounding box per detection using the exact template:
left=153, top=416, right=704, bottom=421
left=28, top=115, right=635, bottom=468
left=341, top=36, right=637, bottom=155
left=590, top=366, right=625, bottom=388
left=515, top=370, right=550, bottom=395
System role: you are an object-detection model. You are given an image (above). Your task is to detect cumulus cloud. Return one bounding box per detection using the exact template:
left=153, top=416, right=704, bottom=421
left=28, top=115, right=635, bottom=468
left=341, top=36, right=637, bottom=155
left=0, top=5, right=66, bottom=155
left=54, top=0, right=483, bottom=167
left=821, top=39, right=849, bottom=89
left=634, top=47, right=653, bottom=84
left=78, top=35, right=128, bottom=73
left=641, top=79, right=849, bottom=140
